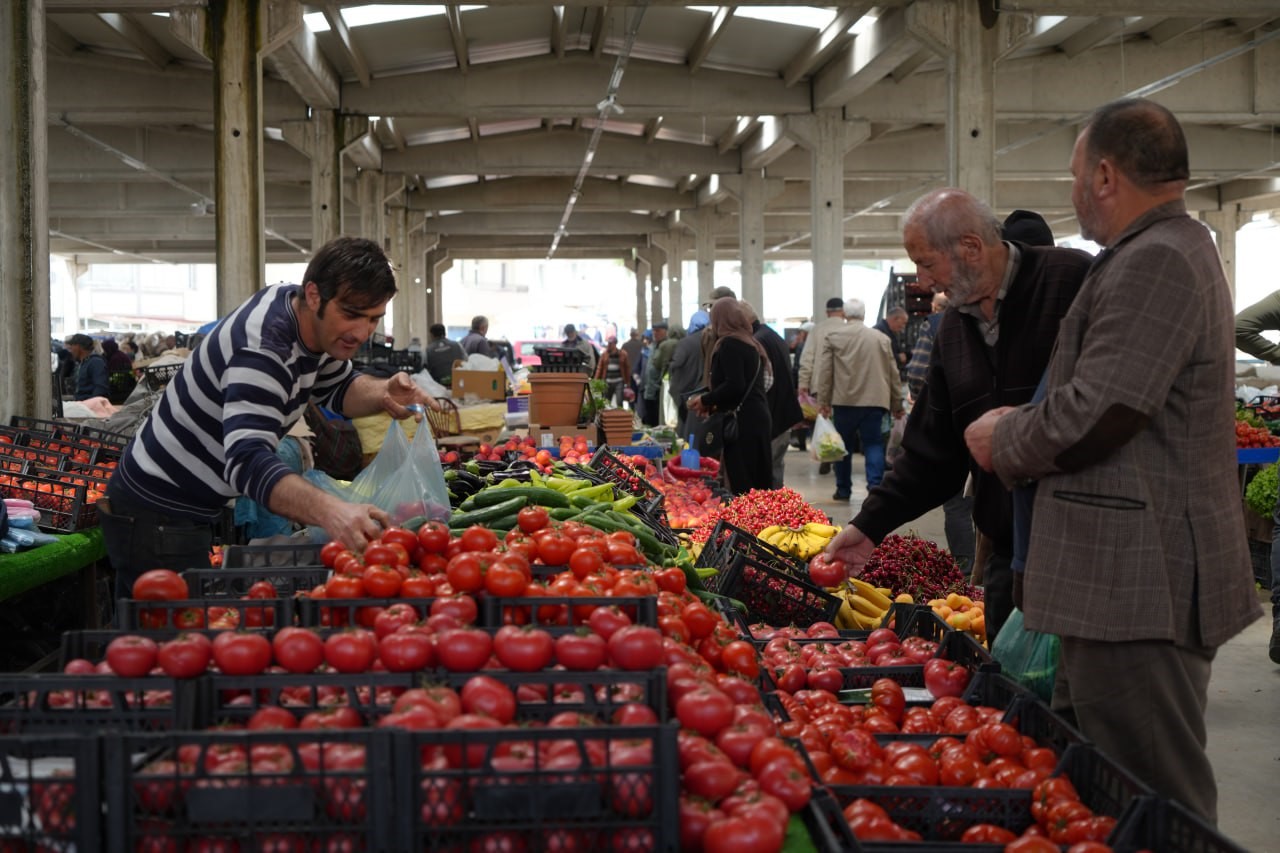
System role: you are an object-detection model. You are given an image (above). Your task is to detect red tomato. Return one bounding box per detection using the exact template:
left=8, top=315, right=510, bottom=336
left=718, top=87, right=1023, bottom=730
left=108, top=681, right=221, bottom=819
left=377, top=631, right=435, bottom=672
left=679, top=796, right=726, bottom=851
left=153, top=633, right=210, bottom=678
left=436, top=627, right=494, bottom=672
left=320, top=540, right=348, bottom=568
left=756, top=755, right=811, bottom=811
left=719, top=640, right=760, bottom=679
left=382, top=527, right=419, bottom=553
left=871, top=678, right=906, bottom=725
left=676, top=687, right=736, bottom=738
left=459, top=525, right=499, bottom=553
left=445, top=553, right=488, bottom=593
left=211, top=631, right=271, bottom=676
left=702, top=814, right=785, bottom=853
left=361, top=564, right=403, bottom=598
left=604, top=540, right=643, bottom=566
left=555, top=630, right=608, bottom=671
left=653, top=566, right=687, bottom=595
left=587, top=606, right=633, bottom=640
left=271, top=627, right=326, bottom=674
left=105, top=634, right=158, bottom=677
left=323, top=631, right=377, bottom=674
left=417, top=522, right=451, bottom=554
left=430, top=595, right=478, bottom=625
left=516, top=506, right=550, bottom=534
left=363, top=543, right=403, bottom=568
left=402, top=573, right=438, bottom=598
left=332, top=551, right=362, bottom=577
left=568, top=548, right=604, bottom=579
left=493, top=625, right=555, bottom=672
left=536, top=532, right=575, bottom=565
left=1006, top=836, right=1062, bottom=853
left=132, top=568, right=189, bottom=601
left=459, top=674, right=517, bottom=724
left=607, top=625, right=664, bottom=670
left=807, top=553, right=846, bottom=588
left=923, top=658, right=972, bottom=699
left=484, top=562, right=528, bottom=598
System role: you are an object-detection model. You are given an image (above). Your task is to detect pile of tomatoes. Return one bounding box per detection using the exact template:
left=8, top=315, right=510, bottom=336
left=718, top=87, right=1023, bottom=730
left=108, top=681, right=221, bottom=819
left=1235, top=419, right=1280, bottom=448
left=129, top=568, right=277, bottom=630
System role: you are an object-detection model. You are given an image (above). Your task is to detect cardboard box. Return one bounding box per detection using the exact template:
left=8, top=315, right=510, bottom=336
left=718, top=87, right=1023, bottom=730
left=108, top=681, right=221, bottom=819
left=506, top=395, right=530, bottom=413
left=452, top=361, right=506, bottom=401
left=530, top=423, right=598, bottom=448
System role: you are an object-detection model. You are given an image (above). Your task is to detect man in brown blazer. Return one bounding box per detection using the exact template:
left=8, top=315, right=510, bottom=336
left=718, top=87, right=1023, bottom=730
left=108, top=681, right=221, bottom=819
left=965, top=98, right=1261, bottom=822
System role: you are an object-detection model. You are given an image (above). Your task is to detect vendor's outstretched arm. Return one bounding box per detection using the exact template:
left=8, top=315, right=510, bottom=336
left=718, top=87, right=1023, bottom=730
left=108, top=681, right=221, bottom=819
left=266, top=473, right=388, bottom=552
left=341, top=371, right=440, bottom=419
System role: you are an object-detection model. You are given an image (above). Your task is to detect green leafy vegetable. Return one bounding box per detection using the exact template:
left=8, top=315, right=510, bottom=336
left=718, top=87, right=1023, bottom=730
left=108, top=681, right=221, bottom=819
left=1245, top=462, right=1279, bottom=518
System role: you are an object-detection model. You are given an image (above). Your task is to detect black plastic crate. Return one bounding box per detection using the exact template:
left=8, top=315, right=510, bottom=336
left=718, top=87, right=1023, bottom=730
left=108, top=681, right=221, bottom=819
left=73, top=423, right=130, bottom=452
left=221, top=541, right=324, bottom=569
left=695, top=520, right=809, bottom=592
left=584, top=447, right=666, bottom=514
left=0, top=733, right=101, bottom=851
left=0, top=470, right=97, bottom=532
left=196, top=670, right=415, bottom=728
left=57, top=628, right=272, bottom=670
left=717, top=554, right=841, bottom=628
left=483, top=594, right=657, bottom=634
left=1057, top=743, right=1153, bottom=824
left=117, top=597, right=293, bottom=631
left=531, top=345, right=590, bottom=374
left=104, top=727, right=397, bottom=853
left=1109, top=795, right=1248, bottom=853
left=397, top=723, right=679, bottom=851
left=138, top=362, right=183, bottom=391
left=7, top=416, right=78, bottom=439
left=0, top=674, right=197, bottom=733
left=799, top=785, right=861, bottom=851
left=388, top=349, right=423, bottom=372
left=293, top=595, right=441, bottom=629
left=182, top=566, right=330, bottom=598
left=59, top=457, right=117, bottom=482
left=0, top=427, right=68, bottom=470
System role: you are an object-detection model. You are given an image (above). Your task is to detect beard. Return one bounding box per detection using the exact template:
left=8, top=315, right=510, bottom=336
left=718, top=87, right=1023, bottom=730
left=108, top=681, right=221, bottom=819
left=946, top=254, right=985, bottom=306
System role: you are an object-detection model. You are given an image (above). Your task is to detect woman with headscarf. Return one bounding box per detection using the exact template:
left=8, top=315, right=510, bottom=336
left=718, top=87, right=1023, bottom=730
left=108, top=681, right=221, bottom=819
left=101, top=339, right=133, bottom=373
left=687, top=300, right=773, bottom=493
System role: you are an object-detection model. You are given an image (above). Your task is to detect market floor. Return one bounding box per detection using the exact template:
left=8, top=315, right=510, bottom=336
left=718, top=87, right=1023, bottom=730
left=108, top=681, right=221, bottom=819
left=779, top=445, right=1280, bottom=852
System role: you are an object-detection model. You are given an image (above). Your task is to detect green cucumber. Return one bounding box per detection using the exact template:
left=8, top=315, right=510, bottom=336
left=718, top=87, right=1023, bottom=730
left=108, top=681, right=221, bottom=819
left=401, top=515, right=428, bottom=533
left=448, top=496, right=527, bottom=528
left=579, top=512, right=673, bottom=561
left=472, top=486, right=571, bottom=509
left=486, top=513, right=520, bottom=532
left=548, top=507, right=580, bottom=521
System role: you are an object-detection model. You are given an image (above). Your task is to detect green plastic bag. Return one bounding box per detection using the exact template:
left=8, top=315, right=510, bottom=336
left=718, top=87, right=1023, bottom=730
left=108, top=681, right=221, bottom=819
left=990, top=608, right=1060, bottom=703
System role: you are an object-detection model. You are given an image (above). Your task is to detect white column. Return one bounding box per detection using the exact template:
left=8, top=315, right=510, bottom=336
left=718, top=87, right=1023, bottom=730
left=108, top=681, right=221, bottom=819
left=949, top=0, right=997, bottom=203
left=0, top=0, right=51, bottom=421
left=388, top=205, right=409, bottom=345
left=692, top=210, right=718, bottom=304
left=738, top=168, right=766, bottom=311
left=1201, top=208, right=1244, bottom=301
left=632, top=256, right=648, bottom=331
left=358, top=170, right=385, bottom=247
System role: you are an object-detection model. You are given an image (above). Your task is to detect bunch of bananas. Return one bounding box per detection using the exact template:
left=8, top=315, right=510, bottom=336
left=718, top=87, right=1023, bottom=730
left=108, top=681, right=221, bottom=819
left=757, top=522, right=840, bottom=560
left=834, top=578, right=895, bottom=630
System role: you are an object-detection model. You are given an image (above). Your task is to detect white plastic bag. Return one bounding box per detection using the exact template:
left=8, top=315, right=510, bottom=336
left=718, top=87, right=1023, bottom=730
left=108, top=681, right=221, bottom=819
left=810, top=414, right=848, bottom=463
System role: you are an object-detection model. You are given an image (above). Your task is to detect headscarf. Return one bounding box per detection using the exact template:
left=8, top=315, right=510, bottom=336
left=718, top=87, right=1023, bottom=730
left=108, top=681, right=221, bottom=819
left=687, top=310, right=710, bottom=333
left=705, top=299, right=768, bottom=381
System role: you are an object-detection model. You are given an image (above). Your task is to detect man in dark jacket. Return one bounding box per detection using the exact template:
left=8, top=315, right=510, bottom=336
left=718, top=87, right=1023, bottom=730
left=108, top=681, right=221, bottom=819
left=825, top=189, right=1091, bottom=643
left=668, top=310, right=709, bottom=437
left=67, top=333, right=110, bottom=400
left=425, top=323, right=465, bottom=386
left=743, top=303, right=805, bottom=487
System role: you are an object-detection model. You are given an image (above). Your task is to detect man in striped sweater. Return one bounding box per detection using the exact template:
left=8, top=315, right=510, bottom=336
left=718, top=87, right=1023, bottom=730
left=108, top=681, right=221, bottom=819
left=101, top=237, right=437, bottom=601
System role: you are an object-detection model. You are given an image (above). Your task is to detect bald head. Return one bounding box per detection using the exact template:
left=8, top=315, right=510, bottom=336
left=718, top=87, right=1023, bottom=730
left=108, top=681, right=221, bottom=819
left=903, top=189, right=1003, bottom=254
left=1082, top=98, right=1188, bottom=192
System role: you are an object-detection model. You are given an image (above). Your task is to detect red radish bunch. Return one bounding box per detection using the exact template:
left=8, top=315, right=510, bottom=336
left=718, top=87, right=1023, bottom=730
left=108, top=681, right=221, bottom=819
left=691, top=488, right=829, bottom=542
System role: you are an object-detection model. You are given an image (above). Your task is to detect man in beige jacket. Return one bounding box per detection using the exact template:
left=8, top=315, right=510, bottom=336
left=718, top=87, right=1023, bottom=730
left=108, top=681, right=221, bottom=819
left=816, top=298, right=904, bottom=500
left=797, top=296, right=847, bottom=473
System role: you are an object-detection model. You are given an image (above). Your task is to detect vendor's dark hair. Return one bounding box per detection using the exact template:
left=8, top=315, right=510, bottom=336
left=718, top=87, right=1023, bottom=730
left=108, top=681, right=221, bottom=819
left=430, top=323, right=447, bottom=338
left=303, top=236, right=397, bottom=313
left=1084, top=98, right=1189, bottom=190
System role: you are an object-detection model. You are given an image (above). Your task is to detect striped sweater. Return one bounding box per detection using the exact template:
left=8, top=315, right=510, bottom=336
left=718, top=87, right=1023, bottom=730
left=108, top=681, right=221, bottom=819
left=113, top=284, right=357, bottom=520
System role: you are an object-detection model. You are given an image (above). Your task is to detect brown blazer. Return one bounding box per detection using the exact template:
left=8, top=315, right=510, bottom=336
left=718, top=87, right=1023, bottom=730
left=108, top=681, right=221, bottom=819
left=992, top=201, right=1261, bottom=647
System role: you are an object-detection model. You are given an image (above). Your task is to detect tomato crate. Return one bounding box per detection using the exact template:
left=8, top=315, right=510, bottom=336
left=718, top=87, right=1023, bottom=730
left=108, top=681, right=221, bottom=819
left=483, top=594, right=658, bottom=633
left=73, top=422, right=130, bottom=453
left=431, top=668, right=670, bottom=722
left=0, top=733, right=101, bottom=852
left=195, top=671, right=417, bottom=728
left=395, top=722, right=679, bottom=851
left=24, top=463, right=111, bottom=503
left=57, top=628, right=272, bottom=670
left=695, top=520, right=809, bottom=591
left=221, top=541, right=324, bottom=569
left=7, top=416, right=81, bottom=440
left=0, top=674, right=198, bottom=733
left=717, top=554, right=842, bottom=629
left=103, top=728, right=397, bottom=853
left=0, top=429, right=68, bottom=470
left=0, top=470, right=97, bottom=532
left=59, top=456, right=117, bottom=481
left=1108, top=795, right=1248, bottom=853
left=182, top=566, right=330, bottom=598
left=797, top=786, right=861, bottom=851
left=21, top=432, right=103, bottom=466
left=583, top=447, right=666, bottom=514
left=116, top=596, right=294, bottom=631
left=293, top=595, right=442, bottom=628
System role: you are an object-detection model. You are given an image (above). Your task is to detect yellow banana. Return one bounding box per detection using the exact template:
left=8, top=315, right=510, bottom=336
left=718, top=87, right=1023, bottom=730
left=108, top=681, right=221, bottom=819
left=851, top=609, right=882, bottom=630
left=849, top=578, right=893, bottom=611
left=803, top=522, right=840, bottom=538
left=757, top=525, right=784, bottom=543
left=849, top=593, right=888, bottom=619
left=835, top=598, right=859, bottom=629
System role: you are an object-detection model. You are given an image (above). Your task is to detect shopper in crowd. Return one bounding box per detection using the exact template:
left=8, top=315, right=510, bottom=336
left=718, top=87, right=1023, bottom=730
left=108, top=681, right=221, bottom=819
left=460, top=315, right=494, bottom=357
left=687, top=299, right=772, bottom=493
left=100, top=237, right=438, bottom=605
left=963, top=98, right=1261, bottom=822
left=873, top=306, right=910, bottom=377
left=641, top=321, right=676, bottom=427
left=66, top=333, right=110, bottom=400
left=698, top=286, right=738, bottom=386
left=669, top=310, right=709, bottom=437
left=1234, top=290, right=1280, bottom=663
left=742, top=302, right=804, bottom=488
left=594, top=336, right=632, bottom=408
left=620, top=329, right=645, bottom=409
left=815, top=299, right=903, bottom=499
left=790, top=321, right=814, bottom=452
left=101, top=338, right=133, bottom=373
left=425, top=323, right=464, bottom=387
left=825, top=192, right=1088, bottom=645
left=562, top=323, right=597, bottom=374
left=797, top=297, right=847, bottom=473
left=121, top=339, right=139, bottom=362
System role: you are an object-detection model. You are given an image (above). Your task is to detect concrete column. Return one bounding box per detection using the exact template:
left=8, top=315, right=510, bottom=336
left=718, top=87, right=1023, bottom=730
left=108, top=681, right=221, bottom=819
left=631, top=256, right=648, bottom=331
left=653, top=230, right=689, bottom=328
left=282, top=112, right=370, bottom=251
left=0, top=0, right=51, bottom=421
left=738, top=168, right=766, bottom=311
left=405, top=227, right=428, bottom=342
left=358, top=170, right=385, bottom=247
left=1201, top=208, right=1244, bottom=300
left=787, top=111, right=870, bottom=320
left=692, top=210, right=718, bottom=304
left=426, top=248, right=450, bottom=328
left=637, top=247, right=666, bottom=326
left=212, top=0, right=266, bottom=315
left=949, top=0, right=997, bottom=203
left=388, top=205, right=409, bottom=345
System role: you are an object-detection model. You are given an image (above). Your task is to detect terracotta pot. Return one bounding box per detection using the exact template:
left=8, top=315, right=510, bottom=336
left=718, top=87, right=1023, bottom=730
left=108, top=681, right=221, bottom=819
left=598, top=409, right=635, bottom=446
left=528, top=373, right=589, bottom=426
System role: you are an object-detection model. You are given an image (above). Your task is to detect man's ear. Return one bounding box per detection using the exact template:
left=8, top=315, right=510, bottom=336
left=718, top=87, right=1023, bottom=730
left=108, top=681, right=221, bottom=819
left=1094, top=158, right=1117, bottom=199
left=303, top=281, right=322, bottom=309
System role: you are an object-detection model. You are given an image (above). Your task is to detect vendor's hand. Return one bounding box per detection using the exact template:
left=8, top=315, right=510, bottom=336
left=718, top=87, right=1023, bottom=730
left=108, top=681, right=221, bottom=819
left=818, top=405, right=832, bottom=418
left=383, top=371, right=440, bottom=420
left=825, top=524, right=877, bottom=577
left=687, top=394, right=705, bottom=416
left=892, top=409, right=905, bottom=420
left=322, top=501, right=390, bottom=554
left=964, top=406, right=1014, bottom=471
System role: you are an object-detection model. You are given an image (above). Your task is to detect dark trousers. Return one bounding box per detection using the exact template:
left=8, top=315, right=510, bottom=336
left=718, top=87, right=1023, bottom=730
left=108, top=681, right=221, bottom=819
left=942, top=490, right=976, bottom=572
left=983, top=551, right=1014, bottom=646
left=100, top=486, right=213, bottom=618
left=1057, top=636, right=1217, bottom=822
left=641, top=396, right=661, bottom=427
